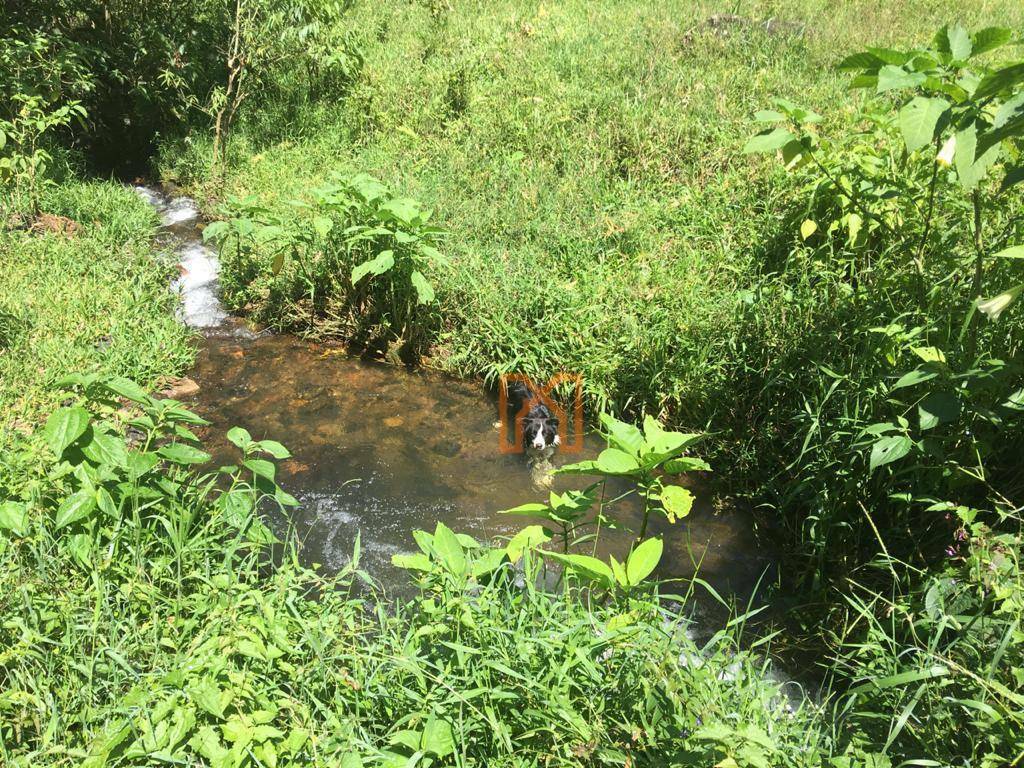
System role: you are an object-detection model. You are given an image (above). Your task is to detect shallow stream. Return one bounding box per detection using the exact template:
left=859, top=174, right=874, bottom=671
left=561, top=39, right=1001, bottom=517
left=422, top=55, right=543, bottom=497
left=137, top=186, right=775, bottom=602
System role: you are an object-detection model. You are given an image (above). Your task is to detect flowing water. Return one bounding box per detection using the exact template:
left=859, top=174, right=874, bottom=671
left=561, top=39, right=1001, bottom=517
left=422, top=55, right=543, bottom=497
left=137, top=186, right=775, bottom=603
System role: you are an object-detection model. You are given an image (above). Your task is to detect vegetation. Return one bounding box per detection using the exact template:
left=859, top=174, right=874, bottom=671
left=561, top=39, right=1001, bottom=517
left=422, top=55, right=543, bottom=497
left=2, top=0, right=1024, bottom=766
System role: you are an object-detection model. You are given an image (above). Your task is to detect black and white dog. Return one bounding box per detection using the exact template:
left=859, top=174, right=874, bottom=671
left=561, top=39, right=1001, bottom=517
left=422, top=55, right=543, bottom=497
left=507, top=381, right=561, bottom=465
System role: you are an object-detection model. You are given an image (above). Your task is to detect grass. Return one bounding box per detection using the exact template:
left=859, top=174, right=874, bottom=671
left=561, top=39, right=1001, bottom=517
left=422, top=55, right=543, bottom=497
left=163, top=0, right=1024, bottom=419
left=2, top=0, right=1024, bottom=764
left=0, top=180, right=193, bottom=433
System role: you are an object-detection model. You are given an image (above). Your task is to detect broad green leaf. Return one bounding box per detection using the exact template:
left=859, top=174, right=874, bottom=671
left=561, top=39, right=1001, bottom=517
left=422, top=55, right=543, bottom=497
left=379, top=198, right=422, bottom=226
left=946, top=24, right=972, bottom=61
left=43, top=406, right=90, bottom=457
left=898, top=97, right=948, bottom=153
left=954, top=121, right=1000, bottom=190
left=227, top=426, right=253, bottom=449
left=0, top=501, right=29, bottom=536
left=544, top=551, right=613, bottom=587
left=626, top=537, right=663, bottom=585
left=876, top=65, right=925, bottom=92
left=595, top=448, right=640, bottom=475
left=242, top=458, right=276, bottom=480
left=869, top=435, right=913, bottom=472
left=971, top=27, right=1013, bottom=57
left=911, top=346, right=946, bottom=364
left=158, top=443, right=212, bottom=465
left=421, top=716, right=455, bottom=757
left=918, top=391, right=960, bottom=431
left=837, top=51, right=885, bottom=72
left=602, top=413, right=645, bottom=455
left=659, top=485, right=693, bottom=522
left=891, top=368, right=937, bottom=390
left=312, top=215, right=333, bottom=237
left=991, top=245, right=1024, bottom=260
left=505, top=525, right=550, bottom=563
left=664, top=456, right=712, bottom=473
left=68, top=532, right=92, bottom=567
left=103, top=376, right=150, bottom=403
left=432, top=521, right=466, bottom=576
left=410, top=270, right=435, bottom=304
left=351, top=250, right=395, bottom=284
left=189, top=726, right=231, bottom=768
left=500, top=502, right=551, bottom=516
left=974, top=62, right=1024, bottom=101
left=1001, top=166, right=1024, bottom=193
left=609, top=555, right=629, bottom=587
left=55, top=490, right=96, bottom=529
left=256, top=439, right=290, bottom=459
left=742, top=127, right=795, bottom=154
left=977, top=284, right=1023, bottom=321
left=81, top=432, right=129, bottom=469
left=188, top=677, right=232, bottom=719
left=847, top=213, right=863, bottom=244
left=392, top=552, right=433, bottom=571
left=202, top=221, right=229, bottom=242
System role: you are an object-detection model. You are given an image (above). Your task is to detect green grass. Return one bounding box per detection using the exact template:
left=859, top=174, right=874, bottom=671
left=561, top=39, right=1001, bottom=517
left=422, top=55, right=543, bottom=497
left=0, top=181, right=193, bottom=433
left=164, top=0, right=1024, bottom=420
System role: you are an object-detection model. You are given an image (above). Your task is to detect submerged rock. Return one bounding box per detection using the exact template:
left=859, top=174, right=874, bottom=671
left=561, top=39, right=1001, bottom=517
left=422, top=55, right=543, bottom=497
left=160, top=376, right=200, bottom=399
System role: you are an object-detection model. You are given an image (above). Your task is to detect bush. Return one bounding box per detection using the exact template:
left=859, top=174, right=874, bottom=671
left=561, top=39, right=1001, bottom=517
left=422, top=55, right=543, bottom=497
left=208, top=172, right=447, bottom=361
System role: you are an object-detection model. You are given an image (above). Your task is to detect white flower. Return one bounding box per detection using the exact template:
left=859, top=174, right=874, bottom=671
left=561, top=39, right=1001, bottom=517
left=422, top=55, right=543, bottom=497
left=936, top=135, right=956, bottom=167
left=977, top=284, right=1023, bottom=321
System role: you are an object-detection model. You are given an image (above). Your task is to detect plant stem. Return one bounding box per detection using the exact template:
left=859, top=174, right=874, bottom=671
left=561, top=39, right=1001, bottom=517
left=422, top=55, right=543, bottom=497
left=913, top=144, right=941, bottom=312
left=967, top=189, right=985, bottom=360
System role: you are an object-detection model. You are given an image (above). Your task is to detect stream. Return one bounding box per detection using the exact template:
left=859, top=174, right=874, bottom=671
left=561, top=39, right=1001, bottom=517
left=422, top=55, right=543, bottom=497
left=136, top=185, right=776, bottom=603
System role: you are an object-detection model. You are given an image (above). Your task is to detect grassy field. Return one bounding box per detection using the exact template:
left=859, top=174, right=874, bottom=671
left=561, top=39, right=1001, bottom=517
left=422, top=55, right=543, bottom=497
left=164, top=0, right=1024, bottom=420
left=0, top=181, right=193, bottom=430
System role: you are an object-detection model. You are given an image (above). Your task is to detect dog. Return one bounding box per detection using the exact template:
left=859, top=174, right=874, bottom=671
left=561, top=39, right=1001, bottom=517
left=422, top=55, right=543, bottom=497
left=506, top=381, right=561, bottom=466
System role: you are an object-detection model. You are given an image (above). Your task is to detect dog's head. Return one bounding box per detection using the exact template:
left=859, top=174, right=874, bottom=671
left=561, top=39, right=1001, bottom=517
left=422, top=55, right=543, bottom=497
left=523, top=403, right=560, bottom=451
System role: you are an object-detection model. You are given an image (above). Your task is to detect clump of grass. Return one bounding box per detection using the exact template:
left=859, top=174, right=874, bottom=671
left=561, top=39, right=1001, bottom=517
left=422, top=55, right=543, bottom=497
left=0, top=180, right=193, bottom=434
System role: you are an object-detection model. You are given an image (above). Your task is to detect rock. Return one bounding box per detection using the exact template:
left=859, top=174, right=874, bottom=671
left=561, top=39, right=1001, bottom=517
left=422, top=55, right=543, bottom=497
left=160, top=376, right=200, bottom=399
left=431, top=440, right=462, bottom=458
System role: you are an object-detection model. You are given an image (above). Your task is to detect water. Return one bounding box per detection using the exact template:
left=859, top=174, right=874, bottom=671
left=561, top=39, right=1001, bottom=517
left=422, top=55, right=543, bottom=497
left=135, top=186, right=775, bottom=603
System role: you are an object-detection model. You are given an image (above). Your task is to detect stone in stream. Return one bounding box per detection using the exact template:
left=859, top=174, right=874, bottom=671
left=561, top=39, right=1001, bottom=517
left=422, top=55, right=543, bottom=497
left=160, top=376, right=200, bottom=399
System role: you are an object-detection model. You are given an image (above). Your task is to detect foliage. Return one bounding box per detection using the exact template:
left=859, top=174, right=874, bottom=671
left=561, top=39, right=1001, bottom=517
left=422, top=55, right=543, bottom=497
left=0, top=26, right=93, bottom=216
left=1, top=391, right=828, bottom=767
left=832, top=522, right=1024, bottom=765
left=737, top=24, right=1024, bottom=587
left=0, top=180, right=192, bottom=447
left=206, top=172, right=447, bottom=359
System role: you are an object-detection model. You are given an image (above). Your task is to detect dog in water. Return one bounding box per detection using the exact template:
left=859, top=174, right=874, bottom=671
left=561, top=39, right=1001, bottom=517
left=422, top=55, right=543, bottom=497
left=506, top=381, right=561, bottom=484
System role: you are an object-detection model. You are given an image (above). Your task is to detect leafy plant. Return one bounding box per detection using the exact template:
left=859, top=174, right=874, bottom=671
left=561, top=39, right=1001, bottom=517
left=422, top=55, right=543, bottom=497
left=206, top=172, right=447, bottom=359
left=558, top=412, right=708, bottom=544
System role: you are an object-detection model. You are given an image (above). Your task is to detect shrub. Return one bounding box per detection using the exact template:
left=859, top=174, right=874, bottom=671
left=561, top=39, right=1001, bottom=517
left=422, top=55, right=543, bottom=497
left=207, top=172, right=447, bottom=361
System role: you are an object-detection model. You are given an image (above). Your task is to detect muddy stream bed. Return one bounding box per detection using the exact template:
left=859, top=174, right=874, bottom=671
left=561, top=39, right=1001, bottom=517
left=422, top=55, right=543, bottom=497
left=138, top=186, right=775, bottom=606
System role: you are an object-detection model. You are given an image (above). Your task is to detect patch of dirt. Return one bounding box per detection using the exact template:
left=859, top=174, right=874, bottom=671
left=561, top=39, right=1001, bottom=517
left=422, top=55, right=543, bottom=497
left=31, top=213, right=84, bottom=237
left=5, top=211, right=84, bottom=237
left=682, top=14, right=807, bottom=47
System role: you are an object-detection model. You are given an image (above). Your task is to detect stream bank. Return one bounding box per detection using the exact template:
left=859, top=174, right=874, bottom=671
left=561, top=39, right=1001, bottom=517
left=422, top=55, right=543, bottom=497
left=136, top=185, right=775, bottom=602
